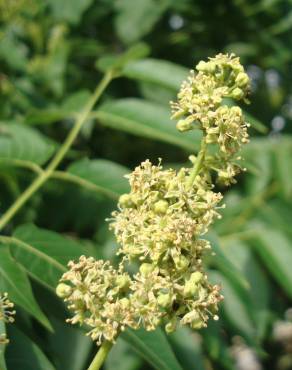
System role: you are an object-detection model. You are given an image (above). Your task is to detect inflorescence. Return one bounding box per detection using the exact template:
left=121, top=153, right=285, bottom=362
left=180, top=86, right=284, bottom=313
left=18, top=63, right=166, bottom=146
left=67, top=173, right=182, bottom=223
left=171, top=53, right=250, bottom=185
left=0, top=293, right=15, bottom=345
left=57, top=53, right=250, bottom=345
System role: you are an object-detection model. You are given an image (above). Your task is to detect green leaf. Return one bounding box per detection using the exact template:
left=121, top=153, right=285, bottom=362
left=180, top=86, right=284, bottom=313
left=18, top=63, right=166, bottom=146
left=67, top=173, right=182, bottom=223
left=25, top=109, right=71, bottom=126
left=122, top=328, right=183, bottom=370
left=138, top=81, right=175, bottom=105
left=95, top=99, right=201, bottom=151
left=206, top=232, right=250, bottom=292
left=47, top=0, right=94, bottom=25
left=242, top=139, right=272, bottom=195
left=123, top=58, right=188, bottom=91
left=251, top=224, right=292, bottom=299
left=62, top=90, right=92, bottom=112
left=114, top=0, right=170, bottom=44
left=67, top=159, right=130, bottom=198
left=48, top=317, right=92, bottom=370
left=0, top=247, right=51, bottom=330
left=10, top=224, right=89, bottom=290
left=244, top=112, right=268, bottom=134
left=202, top=321, right=234, bottom=370
left=209, top=271, right=257, bottom=343
left=0, top=33, right=28, bottom=71
left=275, top=139, right=292, bottom=200
left=6, top=326, right=55, bottom=370
left=106, top=338, right=142, bottom=370
left=26, top=90, right=92, bottom=125
left=220, top=238, right=270, bottom=339
left=268, top=10, right=292, bottom=35
left=0, top=123, right=55, bottom=165
left=96, top=43, right=150, bottom=73
left=256, top=198, right=292, bottom=239
left=168, top=327, right=206, bottom=370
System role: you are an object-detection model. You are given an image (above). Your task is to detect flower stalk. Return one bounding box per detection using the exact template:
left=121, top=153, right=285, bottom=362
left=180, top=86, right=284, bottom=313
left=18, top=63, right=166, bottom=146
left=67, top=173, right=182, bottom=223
left=187, top=139, right=207, bottom=189
left=87, top=341, right=113, bottom=370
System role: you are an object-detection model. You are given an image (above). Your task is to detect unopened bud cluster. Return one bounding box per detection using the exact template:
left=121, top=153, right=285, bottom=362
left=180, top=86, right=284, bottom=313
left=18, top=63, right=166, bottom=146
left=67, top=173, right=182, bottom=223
left=171, top=53, right=250, bottom=185
left=0, top=293, right=15, bottom=345
left=57, top=54, right=250, bottom=345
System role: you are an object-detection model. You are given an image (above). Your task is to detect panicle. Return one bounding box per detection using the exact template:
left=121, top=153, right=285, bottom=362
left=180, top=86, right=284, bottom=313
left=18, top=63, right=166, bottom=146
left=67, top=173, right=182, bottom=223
left=171, top=53, right=250, bottom=185
left=57, top=53, right=249, bottom=345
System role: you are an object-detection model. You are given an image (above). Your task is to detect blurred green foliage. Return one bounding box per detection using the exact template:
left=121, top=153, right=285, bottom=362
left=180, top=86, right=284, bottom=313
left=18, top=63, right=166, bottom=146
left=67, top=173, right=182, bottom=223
left=0, top=0, right=292, bottom=369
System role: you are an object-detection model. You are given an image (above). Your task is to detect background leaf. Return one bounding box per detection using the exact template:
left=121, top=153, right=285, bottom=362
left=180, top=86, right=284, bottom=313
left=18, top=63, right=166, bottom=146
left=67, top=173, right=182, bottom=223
left=47, top=318, right=92, bottom=370
left=6, top=326, right=55, bottom=370
left=105, top=338, right=142, bottom=370
left=67, top=159, right=130, bottom=197
left=46, top=0, right=94, bottom=24
left=250, top=224, right=292, bottom=299
left=122, top=328, right=183, bottom=370
left=10, top=224, right=89, bottom=290
left=169, top=327, right=206, bottom=370
left=0, top=123, right=55, bottom=165
left=96, top=99, right=201, bottom=151
left=114, top=0, right=170, bottom=44
left=123, top=59, right=188, bottom=91
left=0, top=247, right=51, bottom=330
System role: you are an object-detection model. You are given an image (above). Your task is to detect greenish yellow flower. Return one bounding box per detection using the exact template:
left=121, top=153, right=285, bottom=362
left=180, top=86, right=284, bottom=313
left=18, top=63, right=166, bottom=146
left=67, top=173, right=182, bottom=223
left=0, top=293, right=15, bottom=345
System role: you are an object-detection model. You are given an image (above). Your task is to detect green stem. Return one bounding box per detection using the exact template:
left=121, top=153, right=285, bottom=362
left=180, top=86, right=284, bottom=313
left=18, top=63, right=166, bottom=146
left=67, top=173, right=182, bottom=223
left=87, top=341, right=113, bottom=370
left=187, top=139, right=207, bottom=189
left=0, top=71, right=114, bottom=231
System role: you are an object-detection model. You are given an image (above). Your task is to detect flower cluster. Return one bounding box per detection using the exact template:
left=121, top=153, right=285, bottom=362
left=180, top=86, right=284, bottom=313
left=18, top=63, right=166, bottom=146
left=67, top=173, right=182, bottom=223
left=57, top=53, right=250, bottom=345
left=110, top=160, right=223, bottom=333
left=171, top=53, right=250, bottom=185
left=57, top=257, right=134, bottom=344
left=58, top=160, right=223, bottom=343
left=0, top=293, right=15, bottom=345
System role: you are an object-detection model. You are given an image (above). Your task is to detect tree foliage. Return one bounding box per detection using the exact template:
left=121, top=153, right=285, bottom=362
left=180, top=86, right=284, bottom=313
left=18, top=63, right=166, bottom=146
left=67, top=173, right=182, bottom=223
left=0, top=1, right=292, bottom=369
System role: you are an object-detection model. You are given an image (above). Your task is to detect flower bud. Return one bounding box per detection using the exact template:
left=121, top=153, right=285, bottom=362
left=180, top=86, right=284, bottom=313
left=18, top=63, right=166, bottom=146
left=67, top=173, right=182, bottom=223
left=119, top=194, right=133, bottom=208
left=196, top=61, right=207, bottom=72
left=165, top=317, right=177, bottom=333
left=230, top=106, right=242, bottom=116
left=116, top=275, right=131, bottom=289
left=157, top=293, right=172, bottom=308
left=174, top=255, right=189, bottom=270
left=235, top=72, right=249, bottom=87
left=196, top=61, right=216, bottom=73
left=181, top=310, right=204, bottom=329
left=56, top=283, right=72, bottom=298
left=190, top=271, right=203, bottom=284
left=183, top=279, right=199, bottom=298
left=139, top=263, right=154, bottom=276
left=130, top=194, right=143, bottom=206
left=154, top=200, right=168, bottom=214
left=230, top=87, right=244, bottom=100
left=190, top=317, right=205, bottom=329
left=171, top=110, right=186, bottom=120
left=176, top=119, right=193, bottom=132
left=119, top=297, right=130, bottom=309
